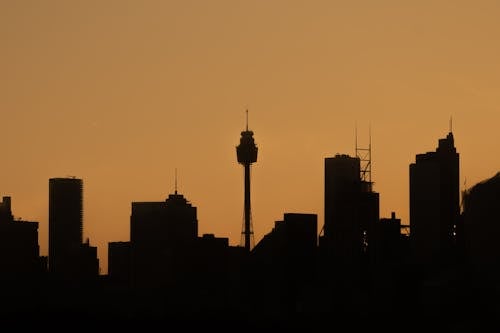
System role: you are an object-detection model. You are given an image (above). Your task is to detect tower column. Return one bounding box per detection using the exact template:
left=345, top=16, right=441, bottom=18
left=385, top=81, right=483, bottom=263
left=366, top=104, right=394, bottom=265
left=244, top=163, right=251, bottom=252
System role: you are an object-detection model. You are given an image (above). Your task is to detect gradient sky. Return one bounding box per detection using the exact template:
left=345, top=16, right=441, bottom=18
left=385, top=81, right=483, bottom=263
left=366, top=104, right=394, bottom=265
left=2, top=0, right=499, bottom=274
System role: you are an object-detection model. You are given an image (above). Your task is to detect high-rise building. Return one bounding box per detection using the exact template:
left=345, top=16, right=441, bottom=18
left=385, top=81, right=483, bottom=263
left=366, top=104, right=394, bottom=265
left=49, top=177, right=83, bottom=275
left=324, top=154, right=361, bottom=242
left=49, top=177, right=98, bottom=278
left=0, top=196, right=43, bottom=278
left=461, top=172, right=500, bottom=273
left=321, top=154, right=379, bottom=265
left=409, top=132, right=459, bottom=267
left=130, top=190, right=198, bottom=288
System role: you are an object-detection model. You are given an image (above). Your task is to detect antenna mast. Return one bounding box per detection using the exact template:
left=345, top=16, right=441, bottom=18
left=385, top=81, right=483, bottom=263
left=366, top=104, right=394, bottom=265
left=175, top=168, right=178, bottom=194
left=356, top=123, right=372, bottom=191
left=246, top=109, right=249, bottom=131
left=355, top=121, right=358, bottom=156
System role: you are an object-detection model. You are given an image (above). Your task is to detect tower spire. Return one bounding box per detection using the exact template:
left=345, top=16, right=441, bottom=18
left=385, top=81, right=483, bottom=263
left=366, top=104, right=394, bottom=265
left=246, top=109, right=249, bottom=131
left=449, top=116, right=453, bottom=133
left=175, top=168, right=178, bottom=194
left=355, top=121, right=358, bottom=157
left=369, top=122, right=372, bottom=148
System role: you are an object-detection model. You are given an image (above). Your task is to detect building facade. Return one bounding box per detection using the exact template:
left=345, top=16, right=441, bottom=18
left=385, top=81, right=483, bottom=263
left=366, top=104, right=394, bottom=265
left=409, top=132, right=460, bottom=267
left=0, top=196, right=43, bottom=278
left=321, top=154, right=379, bottom=266
left=49, top=177, right=98, bottom=278
left=130, top=191, right=198, bottom=289
left=462, top=172, right=500, bottom=274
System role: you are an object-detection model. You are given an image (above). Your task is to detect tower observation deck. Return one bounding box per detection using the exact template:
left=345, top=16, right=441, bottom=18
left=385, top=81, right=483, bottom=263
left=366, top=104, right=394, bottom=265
left=236, top=111, right=258, bottom=252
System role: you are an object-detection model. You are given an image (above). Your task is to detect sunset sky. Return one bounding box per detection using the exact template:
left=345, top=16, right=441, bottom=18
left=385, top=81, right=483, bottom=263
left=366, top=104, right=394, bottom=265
left=2, top=0, right=499, bottom=274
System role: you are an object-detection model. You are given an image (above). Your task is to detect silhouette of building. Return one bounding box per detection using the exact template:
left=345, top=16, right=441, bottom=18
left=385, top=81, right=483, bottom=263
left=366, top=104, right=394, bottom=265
left=191, top=234, right=245, bottom=313
left=252, top=213, right=318, bottom=273
left=79, top=238, right=99, bottom=277
left=194, top=234, right=230, bottom=286
left=320, top=154, right=379, bottom=267
left=0, top=196, right=13, bottom=222
left=462, top=172, right=500, bottom=276
left=410, top=132, right=459, bottom=268
left=236, top=111, right=258, bottom=252
left=49, top=177, right=98, bottom=279
left=0, top=196, right=44, bottom=278
left=130, top=190, right=198, bottom=289
left=250, top=213, right=318, bottom=315
left=377, top=212, right=407, bottom=263
left=108, top=241, right=131, bottom=285
left=49, top=177, right=83, bottom=274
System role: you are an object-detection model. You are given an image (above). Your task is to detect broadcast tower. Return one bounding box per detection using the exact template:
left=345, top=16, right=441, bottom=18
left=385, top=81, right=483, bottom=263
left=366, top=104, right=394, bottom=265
left=236, top=111, right=258, bottom=252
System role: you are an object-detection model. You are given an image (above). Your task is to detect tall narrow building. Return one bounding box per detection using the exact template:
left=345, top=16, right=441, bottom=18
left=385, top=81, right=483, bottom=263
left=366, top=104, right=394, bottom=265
left=49, top=177, right=98, bottom=278
left=321, top=154, right=379, bottom=266
left=410, top=131, right=459, bottom=267
left=49, top=177, right=83, bottom=275
left=323, top=154, right=361, bottom=255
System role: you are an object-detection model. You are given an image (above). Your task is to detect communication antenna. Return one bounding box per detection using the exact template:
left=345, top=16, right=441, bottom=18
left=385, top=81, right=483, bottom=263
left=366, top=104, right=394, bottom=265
left=355, top=121, right=357, bottom=156
left=356, top=123, right=372, bottom=191
left=174, top=168, right=178, bottom=194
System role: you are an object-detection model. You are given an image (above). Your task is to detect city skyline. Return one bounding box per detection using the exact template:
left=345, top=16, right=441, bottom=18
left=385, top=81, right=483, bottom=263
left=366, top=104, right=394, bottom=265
left=0, top=128, right=495, bottom=330
left=1, top=126, right=496, bottom=275
left=2, top=1, right=500, bottom=275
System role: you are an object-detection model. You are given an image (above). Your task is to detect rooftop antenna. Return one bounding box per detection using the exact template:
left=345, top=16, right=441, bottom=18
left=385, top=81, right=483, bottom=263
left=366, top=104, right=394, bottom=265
left=368, top=122, right=372, bottom=185
left=449, top=116, right=453, bottom=133
left=369, top=121, right=372, bottom=148
left=356, top=122, right=372, bottom=190
left=355, top=121, right=358, bottom=156
left=174, top=168, right=178, bottom=194
left=246, top=109, right=249, bottom=131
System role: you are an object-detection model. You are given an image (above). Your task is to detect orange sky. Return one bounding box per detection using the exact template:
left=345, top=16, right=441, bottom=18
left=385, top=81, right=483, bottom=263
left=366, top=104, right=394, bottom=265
left=2, top=0, right=499, bottom=274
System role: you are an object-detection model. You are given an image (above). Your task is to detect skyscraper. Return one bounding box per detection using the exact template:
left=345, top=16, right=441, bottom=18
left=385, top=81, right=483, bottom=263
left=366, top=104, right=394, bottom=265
left=410, top=132, right=460, bottom=267
left=323, top=154, right=361, bottom=257
left=0, top=196, right=42, bottom=277
left=49, top=177, right=91, bottom=277
left=321, top=154, right=379, bottom=265
left=461, top=172, right=500, bottom=272
left=130, top=190, right=198, bottom=288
